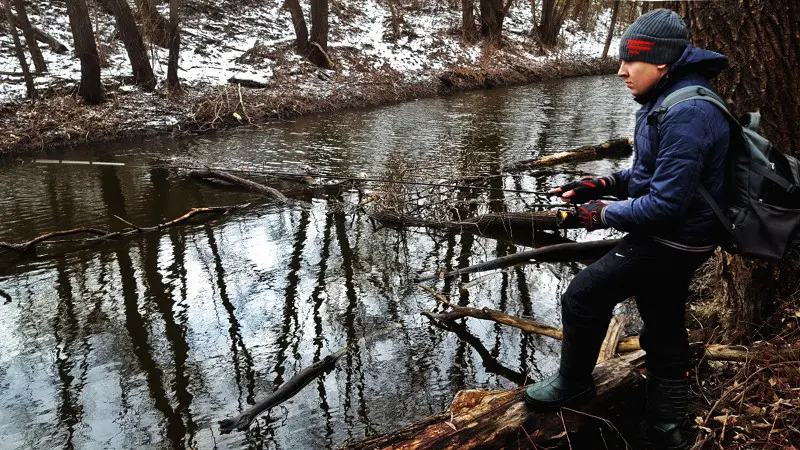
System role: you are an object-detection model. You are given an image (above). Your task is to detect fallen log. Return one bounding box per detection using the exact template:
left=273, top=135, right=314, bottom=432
left=340, top=357, right=642, bottom=449
left=420, top=285, right=795, bottom=363
left=219, top=324, right=400, bottom=434
left=416, top=239, right=621, bottom=282
left=188, top=169, right=289, bottom=202
left=503, top=137, right=633, bottom=173
left=370, top=210, right=582, bottom=239
left=0, top=10, right=68, bottom=53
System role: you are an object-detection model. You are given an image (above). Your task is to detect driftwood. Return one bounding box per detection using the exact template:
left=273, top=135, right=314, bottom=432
left=421, top=285, right=799, bottom=363
left=416, top=238, right=622, bottom=282
left=188, top=169, right=289, bottom=202
left=597, top=316, right=627, bottom=363
left=0, top=204, right=249, bottom=253
left=370, top=210, right=581, bottom=238
left=0, top=10, right=68, bottom=53
left=219, top=325, right=400, bottom=434
left=340, top=357, right=642, bottom=450
left=503, top=137, right=633, bottom=173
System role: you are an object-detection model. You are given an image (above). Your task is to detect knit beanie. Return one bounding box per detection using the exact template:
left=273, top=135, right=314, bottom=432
left=619, top=9, right=688, bottom=65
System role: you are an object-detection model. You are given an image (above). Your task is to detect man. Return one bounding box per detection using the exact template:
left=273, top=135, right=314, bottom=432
left=523, top=9, right=730, bottom=450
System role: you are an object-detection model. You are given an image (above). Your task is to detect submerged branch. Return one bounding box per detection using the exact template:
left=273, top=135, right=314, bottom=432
left=503, top=137, right=632, bottom=173
left=188, top=169, right=289, bottom=202
left=219, top=324, right=400, bottom=434
left=416, top=239, right=622, bottom=282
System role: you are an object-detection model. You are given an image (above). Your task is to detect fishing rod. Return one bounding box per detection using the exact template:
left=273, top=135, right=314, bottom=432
left=34, top=159, right=557, bottom=196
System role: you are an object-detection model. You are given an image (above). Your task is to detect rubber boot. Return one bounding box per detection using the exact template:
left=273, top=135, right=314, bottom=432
left=641, top=371, right=690, bottom=450
left=524, top=340, right=596, bottom=410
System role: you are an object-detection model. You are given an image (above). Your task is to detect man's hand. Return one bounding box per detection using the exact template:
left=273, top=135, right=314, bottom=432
left=577, top=201, right=608, bottom=231
left=550, top=176, right=615, bottom=203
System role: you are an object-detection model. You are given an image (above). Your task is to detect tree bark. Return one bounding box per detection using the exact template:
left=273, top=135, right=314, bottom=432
left=308, top=0, right=331, bottom=68
left=602, top=0, right=620, bottom=58
left=478, top=0, right=512, bottom=42
left=537, top=0, right=574, bottom=46
left=1, top=10, right=68, bottom=53
left=341, top=358, right=641, bottom=449
left=663, top=0, right=800, bottom=343
left=134, top=0, right=169, bottom=47
left=284, top=0, right=309, bottom=55
left=12, top=0, right=46, bottom=72
left=461, top=0, right=476, bottom=41
left=105, top=0, right=155, bottom=90
left=167, top=0, right=180, bottom=89
left=66, top=0, right=104, bottom=104
left=3, top=0, right=35, bottom=99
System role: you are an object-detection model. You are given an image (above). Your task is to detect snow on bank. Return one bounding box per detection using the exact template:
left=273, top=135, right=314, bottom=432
left=0, top=1, right=622, bottom=103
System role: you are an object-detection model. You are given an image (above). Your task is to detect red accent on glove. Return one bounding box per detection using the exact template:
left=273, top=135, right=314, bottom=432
left=577, top=200, right=608, bottom=231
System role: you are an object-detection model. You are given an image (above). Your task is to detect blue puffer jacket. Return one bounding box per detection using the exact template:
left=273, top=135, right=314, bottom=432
left=602, top=45, right=730, bottom=249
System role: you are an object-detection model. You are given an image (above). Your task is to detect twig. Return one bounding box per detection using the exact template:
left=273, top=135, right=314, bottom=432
left=114, top=214, right=142, bottom=231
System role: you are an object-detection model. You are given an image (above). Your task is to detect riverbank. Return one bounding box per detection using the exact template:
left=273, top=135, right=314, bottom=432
left=0, top=0, right=621, bottom=157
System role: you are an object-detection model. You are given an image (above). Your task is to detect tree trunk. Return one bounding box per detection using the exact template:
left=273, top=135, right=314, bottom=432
left=461, top=0, right=476, bottom=41
left=342, top=357, right=642, bottom=449
left=12, top=0, right=46, bottom=72
left=479, top=0, right=511, bottom=42
left=167, top=0, right=180, bottom=89
left=0, top=10, right=69, bottom=53
left=65, top=0, right=104, bottom=104
left=105, top=0, right=155, bottom=90
left=3, top=0, right=35, bottom=99
left=537, top=0, right=573, bottom=46
left=134, top=0, right=169, bottom=47
left=602, top=0, right=620, bottom=58
left=308, top=0, right=331, bottom=68
left=284, top=0, right=309, bottom=55
left=664, top=0, right=800, bottom=342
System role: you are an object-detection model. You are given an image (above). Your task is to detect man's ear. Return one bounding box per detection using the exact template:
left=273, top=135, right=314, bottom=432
left=656, top=63, right=668, bottom=72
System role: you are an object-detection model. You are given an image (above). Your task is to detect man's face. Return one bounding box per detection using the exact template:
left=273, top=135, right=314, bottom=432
left=618, top=60, right=668, bottom=96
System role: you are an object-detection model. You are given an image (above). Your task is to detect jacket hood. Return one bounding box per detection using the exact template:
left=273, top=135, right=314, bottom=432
left=634, top=45, right=728, bottom=104
left=668, top=45, right=729, bottom=80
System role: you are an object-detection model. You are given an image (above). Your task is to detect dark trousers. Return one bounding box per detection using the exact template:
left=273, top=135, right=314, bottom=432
left=559, top=234, right=712, bottom=380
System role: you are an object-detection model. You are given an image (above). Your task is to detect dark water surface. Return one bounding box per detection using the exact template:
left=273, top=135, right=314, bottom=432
left=0, top=75, right=638, bottom=449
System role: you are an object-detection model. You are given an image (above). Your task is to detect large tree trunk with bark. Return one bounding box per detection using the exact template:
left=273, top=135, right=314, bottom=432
left=308, top=0, right=331, bottom=68
left=134, top=0, right=169, bottom=47
left=12, top=0, right=46, bottom=72
left=3, top=0, right=35, bottom=98
left=105, top=0, right=155, bottom=90
left=461, top=0, right=476, bottom=41
left=664, top=0, right=800, bottom=343
left=65, top=0, right=104, bottom=104
left=284, top=0, right=309, bottom=55
left=537, top=0, right=574, bottom=46
left=478, top=0, right=511, bottom=42
left=167, top=0, right=180, bottom=89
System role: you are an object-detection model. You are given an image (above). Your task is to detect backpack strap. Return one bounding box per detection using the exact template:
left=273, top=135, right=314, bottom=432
left=647, top=86, right=740, bottom=126
left=698, top=186, right=735, bottom=234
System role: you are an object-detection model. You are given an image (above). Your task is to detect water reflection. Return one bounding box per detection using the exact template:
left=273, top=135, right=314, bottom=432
left=0, top=75, right=638, bottom=449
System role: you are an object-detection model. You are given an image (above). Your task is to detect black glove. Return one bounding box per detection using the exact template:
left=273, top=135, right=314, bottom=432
left=577, top=200, right=608, bottom=231
left=553, top=175, right=617, bottom=204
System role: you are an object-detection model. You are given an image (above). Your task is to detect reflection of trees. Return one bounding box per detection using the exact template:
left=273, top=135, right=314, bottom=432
left=205, top=225, right=256, bottom=408
left=334, top=210, right=374, bottom=438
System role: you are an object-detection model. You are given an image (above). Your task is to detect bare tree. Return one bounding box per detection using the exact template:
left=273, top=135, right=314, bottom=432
left=3, top=0, right=35, bottom=99
left=134, top=0, right=169, bottom=47
left=65, top=0, right=104, bottom=104
left=462, top=0, right=477, bottom=41
left=283, top=0, right=332, bottom=69
left=537, top=0, right=575, bottom=46
left=167, top=0, right=180, bottom=89
left=664, top=0, right=800, bottom=342
left=602, top=0, right=621, bottom=58
left=105, top=0, right=155, bottom=90
left=479, top=0, right=513, bottom=42
left=12, top=0, right=46, bottom=72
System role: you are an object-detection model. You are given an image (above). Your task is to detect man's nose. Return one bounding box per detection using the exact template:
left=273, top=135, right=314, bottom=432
left=617, top=62, right=628, bottom=78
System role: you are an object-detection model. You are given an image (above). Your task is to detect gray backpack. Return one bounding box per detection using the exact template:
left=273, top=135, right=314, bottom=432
left=651, top=86, right=800, bottom=261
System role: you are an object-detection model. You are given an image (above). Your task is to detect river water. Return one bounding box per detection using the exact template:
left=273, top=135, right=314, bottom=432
left=0, top=75, right=638, bottom=449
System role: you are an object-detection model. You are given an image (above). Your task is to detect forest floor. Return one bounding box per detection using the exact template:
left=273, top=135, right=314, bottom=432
left=0, top=0, right=620, bottom=157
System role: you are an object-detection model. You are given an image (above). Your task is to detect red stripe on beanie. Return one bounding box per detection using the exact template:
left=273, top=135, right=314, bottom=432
left=628, top=39, right=655, bottom=47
